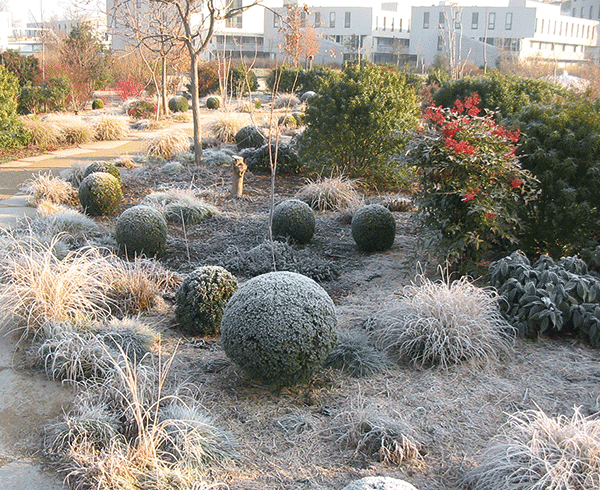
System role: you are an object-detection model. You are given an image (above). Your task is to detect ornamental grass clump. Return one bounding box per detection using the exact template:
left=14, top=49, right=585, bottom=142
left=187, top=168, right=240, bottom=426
left=22, top=172, right=78, bottom=207
left=21, top=116, right=61, bottom=147
left=324, top=330, right=390, bottom=377
left=142, top=189, right=219, bottom=226
left=375, top=270, right=514, bottom=369
left=462, top=407, right=600, bottom=490
left=145, top=128, right=190, bottom=160
left=295, top=175, right=363, bottom=212
left=207, top=112, right=250, bottom=143
left=94, top=115, right=129, bottom=141
left=406, top=92, right=536, bottom=270
left=273, top=93, right=300, bottom=109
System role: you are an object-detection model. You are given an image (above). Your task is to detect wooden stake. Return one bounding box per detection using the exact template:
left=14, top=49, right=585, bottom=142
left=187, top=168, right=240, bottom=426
left=231, top=155, right=247, bottom=197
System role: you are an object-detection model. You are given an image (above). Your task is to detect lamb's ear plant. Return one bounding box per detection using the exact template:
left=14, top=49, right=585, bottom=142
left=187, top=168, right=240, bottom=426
left=488, top=250, right=600, bottom=345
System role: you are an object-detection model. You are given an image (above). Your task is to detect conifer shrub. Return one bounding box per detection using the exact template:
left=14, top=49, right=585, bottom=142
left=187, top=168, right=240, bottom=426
left=115, top=205, right=168, bottom=258
left=168, top=96, right=188, bottom=113
left=78, top=172, right=122, bottom=217
left=241, top=143, right=302, bottom=174
left=272, top=199, right=315, bottom=245
left=174, top=266, right=238, bottom=336
left=351, top=204, right=396, bottom=252
left=221, top=271, right=337, bottom=386
left=300, top=62, right=420, bottom=183
left=235, top=125, right=265, bottom=150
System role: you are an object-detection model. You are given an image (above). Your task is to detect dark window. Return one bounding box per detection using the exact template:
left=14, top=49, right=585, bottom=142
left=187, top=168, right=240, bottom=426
left=488, top=12, right=495, bottom=30
left=471, top=12, right=479, bottom=29
left=505, top=12, right=513, bottom=30
left=423, top=11, right=430, bottom=29
left=345, top=11, right=351, bottom=28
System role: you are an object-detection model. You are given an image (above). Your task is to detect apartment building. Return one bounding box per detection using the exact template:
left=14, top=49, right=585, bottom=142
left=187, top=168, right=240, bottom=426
left=410, top=0, right=599, bottom=69
left=263, top=2, right=413, bottom=65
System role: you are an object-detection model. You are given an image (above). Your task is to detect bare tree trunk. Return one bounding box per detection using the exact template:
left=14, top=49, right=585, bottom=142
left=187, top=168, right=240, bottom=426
left=231, top=156, right=247, bottom=197
left=161, top=56, right=168, bottom=115
left=188, top=48, right=202, bottom=166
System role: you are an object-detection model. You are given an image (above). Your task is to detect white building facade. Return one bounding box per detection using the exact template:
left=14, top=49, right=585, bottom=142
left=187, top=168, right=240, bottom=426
left=410, top=0, right=599, bottom=69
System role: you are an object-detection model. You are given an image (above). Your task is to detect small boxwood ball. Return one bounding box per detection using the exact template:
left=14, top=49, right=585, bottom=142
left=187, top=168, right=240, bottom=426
left=175, top=266, right=238, bottom=336
left=235, top=125, right=265, bottom=150
left=272, top=199, right=315, bottom=244
left=221, top=271, right=337, bottom=386
left=92, top=98, right=104, bottom=109
left=115, top=205, right=168, bottom=258
left=84, top=161, right=121, bottom=183
left=206, top=96, right=220, bottom=109
left=168, top=96, right=189, bottom=113
left=78, top=172, right=123, bottom=216
left=278, top=114, right=297, bottom=128
left=351, top=204, right=396, bottom=252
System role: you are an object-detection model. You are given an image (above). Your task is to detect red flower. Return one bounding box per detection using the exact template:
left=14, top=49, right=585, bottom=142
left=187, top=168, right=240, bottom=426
left=462, top=187, right=476, bottom=202
left=484, top=212, right=496, bottom=220
left=511, top=178, right=523, bottom=188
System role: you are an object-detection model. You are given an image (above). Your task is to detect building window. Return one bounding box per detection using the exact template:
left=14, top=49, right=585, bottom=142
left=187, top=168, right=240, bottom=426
left=437, top=35, right=443, bottom=51
left=541, top=19, right=544, bottom=32
left=273, top=13, right=279, bottom=28
left=314, top=11, right=321, bottom=27
left=391, top=17, right=394, bottom=31
left=423, top=11, right=430, bottom=29
left=439, top=11, right=445, bottom=26
left=329, top=11, right=335, bottom=28
left=573, top=8, right=576, bottom=17
left=559, top=21, right=562, bottom=35
left=571, top=23, right=574, bottom=36
left=576, top=24, right=580, bottom=37
left=345, top=11, right=351, bottom=28
left=136, top=0, right=141, bottom=8
left=581, top=7, right=584, bottom=17
left=505, top=12, right=512, bottom=30
left=553, top=21, right=557, bottom=35
left=399, top=18, right=402, bottom=31
left=488, top=12, right=495, bottom=30
left=383, top=17, right=386, bottom=30
left=454, top=12, right=461, bottom=29
left=590, top=6, right=594, bottom=19
left=471, top=12, right=478, bottom=29
left=225, top=0, right=243, bottom=28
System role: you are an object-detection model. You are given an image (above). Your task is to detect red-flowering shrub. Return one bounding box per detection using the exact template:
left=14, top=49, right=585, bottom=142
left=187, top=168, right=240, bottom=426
left=406, top=93, right=537, bottom=270
left=113, top=78, right=144, bottom=100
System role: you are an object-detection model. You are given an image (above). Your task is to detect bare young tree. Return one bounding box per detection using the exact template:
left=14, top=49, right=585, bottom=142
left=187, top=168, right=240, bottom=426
left=282, top=4, right=321, bottom=68
left=438, top=3, right=473, bottom=79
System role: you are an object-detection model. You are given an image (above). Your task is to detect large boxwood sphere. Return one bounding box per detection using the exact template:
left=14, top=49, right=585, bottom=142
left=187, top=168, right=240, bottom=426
left=351, top=204, right=396, bottom=252
left=221, top=271, right=337, bottom=386
left=78, top=172, right=122, bottom=216
left=115, top=205, right=168, bottom=258
left=175, top=266, right=238, bottom=336
left=272, top=199, right=315, bottom=244
left=168, top=96, right=189, bottom=113
left=84, top=161, right=121, bottom=183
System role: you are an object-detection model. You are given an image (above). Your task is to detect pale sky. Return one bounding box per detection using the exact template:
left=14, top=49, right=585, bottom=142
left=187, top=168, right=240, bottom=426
left=14, top=0, right=103, bottom=27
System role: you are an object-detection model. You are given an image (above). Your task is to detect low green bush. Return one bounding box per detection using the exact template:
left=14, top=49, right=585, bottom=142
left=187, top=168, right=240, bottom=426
left=168, top=96, right=188, bottom=113
left=488, top=250, right=600, bottom=346
left=241, top=143, right=303, bottom=174
left=84, top=161, right=121, bottom=183
left=351, top=204, right=396, bottom=252
left=127, top=100, right=156, bottom=119
left=235, top=125, right=265, bottom=150
left=206, top=96, right=220, bottom=110
left=78, top=172, right=122, bottom=216
left=272, top=199, right=315, bottom=245
left=115, top=205, right=168, bottom=258
left=92, top=99, right=105, bottom=110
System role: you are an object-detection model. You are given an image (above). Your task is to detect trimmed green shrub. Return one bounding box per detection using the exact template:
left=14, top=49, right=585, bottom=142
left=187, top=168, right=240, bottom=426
left=235, top=125, right=265, bottom=150
left=300, top=62, right=420, bottom=183
left=229, top=65, right=258, bottom=96
left=92, top=98, right=105, bottom=110
left=241, top=143, right=302, bottom=174
left=488, top=250, right=600, bottom=346
left=292, top=112, right=304, bottom=126
left=507, top=98, right=600, bottom=257
left=174, top=266, right=238, bottom=336
left=84, top=161, right=121, bottom=183
left=78, top=172, right=122, bottom=216
left=127, top=99, right=156, bottom=119
left=272, top=199, right=315, bottom=245
left=168, top=96, right=188, bottom=113
left=206, top=96, right=220, bottom=110
left=266, top=65, right=337, bottom=94
left=278, top=114, right=297, bottom=128
left=432, top=70, right=569, bottom=119
left=115, top=205, right=168, bottom=258
left=351, top=204, right=396, bottom=252
left=0, top=64, right=27, bottom=148
left=221, top=271, right=337, bottom=386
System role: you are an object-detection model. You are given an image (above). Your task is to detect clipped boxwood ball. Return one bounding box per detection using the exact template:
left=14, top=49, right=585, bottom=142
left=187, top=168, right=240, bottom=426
left=221, top=271, right=337, bottom=386
left=235, top=125, right=265, bottom=150
left=92, top=98, right=105, bottom=109
left=351, top=204, right=396, bottom=252
left=278, top=114, right=297, bottom=128
left=168, top=96, right=188, bottom=113
left=206, top=96, right=220, bottom=109
left=272, top=198, right=315, bottom=244
left=115, top=205, right=168, bottom=258
left=300, top=91, right=316, bottom=103
left=175, top=266, right=238, bottom=336
left=78, top=172, right=122, bottom=216
left=84, top=161, right=121, bottom=183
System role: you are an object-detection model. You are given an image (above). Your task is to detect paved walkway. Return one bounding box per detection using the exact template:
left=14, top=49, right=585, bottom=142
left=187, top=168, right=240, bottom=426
left=0, top=130, right=161, bottom=489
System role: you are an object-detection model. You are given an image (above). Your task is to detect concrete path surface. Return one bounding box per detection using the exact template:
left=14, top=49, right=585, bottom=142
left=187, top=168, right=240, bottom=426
left=0, top=128, right=171, bottom=489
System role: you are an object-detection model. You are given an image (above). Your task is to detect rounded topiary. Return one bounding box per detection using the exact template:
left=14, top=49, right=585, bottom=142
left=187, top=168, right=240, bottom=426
left=235, top=125, right=265, bottom=150
left=351, top=204, right=396, bottom=252
left=83, top=161, right=121, bottom=183
left=206, top=96, right=221, bottom=110
left=92, top=98, right=105, bottom=110
left=272, top=198, right=315, bottom=244
left=278, top=114, right=297, bottom=128
left=292, top=112, right=305, bottom=126
left=78, top=172, right=123, bottom=217
left=115, top=205, right=168, bottom=258
left=221, top=271, right=337, bottom=386
left=300, top=91, right=316, bottom=103
left=168, top=96, right=189, bottom=113
left=174, top=266, right=238, bottom=336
